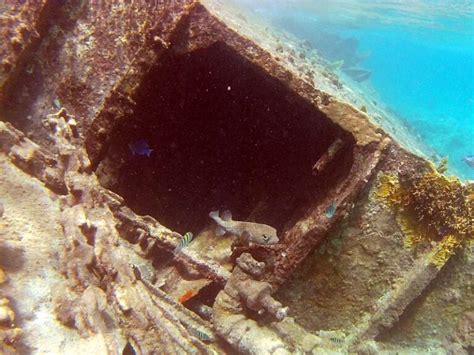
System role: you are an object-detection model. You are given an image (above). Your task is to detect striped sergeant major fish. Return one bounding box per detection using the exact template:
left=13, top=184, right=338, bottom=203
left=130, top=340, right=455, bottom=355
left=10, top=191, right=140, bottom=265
left=174, top=232, right=193, bottom=254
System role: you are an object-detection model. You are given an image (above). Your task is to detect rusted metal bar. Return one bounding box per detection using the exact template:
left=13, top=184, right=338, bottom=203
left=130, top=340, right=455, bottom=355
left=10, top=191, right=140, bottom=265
left=312, top=138, right=344, bottom=175
left=348, top=235, right=455, bottom=346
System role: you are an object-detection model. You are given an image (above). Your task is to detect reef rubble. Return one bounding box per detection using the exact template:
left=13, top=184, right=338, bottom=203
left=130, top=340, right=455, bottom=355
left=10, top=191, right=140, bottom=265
left=0, top=1, right=472, bottom=354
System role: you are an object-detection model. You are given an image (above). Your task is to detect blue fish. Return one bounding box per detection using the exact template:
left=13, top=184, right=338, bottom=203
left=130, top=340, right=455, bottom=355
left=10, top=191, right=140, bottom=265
left=325, top=202, right=337, bottom=218
left=462, top=155, right=474, bottom=168
left=174, top=232, right=193, bottom=254
left=128, top=139, right=153, bottom=157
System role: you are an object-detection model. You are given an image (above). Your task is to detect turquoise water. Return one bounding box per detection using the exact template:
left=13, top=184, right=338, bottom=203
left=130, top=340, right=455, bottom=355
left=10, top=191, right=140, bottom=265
left=236, top=1, right=474, bottom=180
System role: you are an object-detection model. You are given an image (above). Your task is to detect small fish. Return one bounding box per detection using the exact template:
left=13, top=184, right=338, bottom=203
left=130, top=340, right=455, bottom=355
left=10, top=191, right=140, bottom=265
left=329, top=337, right=344, bottom=345
left=190, top=328, right=214, bottom=342
left=191, top=302, right=213, bottom=321
left=178, top=290, right=194, bottom=303
left=343, top=67, right=372, bottom=82
left=53, top=98, right=61, bottom=110
left=128, top=139, right=153, bottom=157
left=174, top=232, right=193, bottom=254
left=209, top=210, right=279, bottom=245
left=462, top=155, right=474, bottom=168
left=325, top=202, right=337, bottom=218
left=328, top=59, right=344, bottom=71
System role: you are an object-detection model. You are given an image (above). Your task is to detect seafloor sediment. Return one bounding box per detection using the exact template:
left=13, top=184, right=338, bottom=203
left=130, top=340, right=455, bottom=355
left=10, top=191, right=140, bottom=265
left=0, top=1, right=472, bottom=354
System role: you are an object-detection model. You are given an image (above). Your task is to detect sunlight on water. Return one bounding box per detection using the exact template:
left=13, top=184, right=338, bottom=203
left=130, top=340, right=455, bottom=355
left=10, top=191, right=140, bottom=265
left=234, top=0, right=474, bottom=180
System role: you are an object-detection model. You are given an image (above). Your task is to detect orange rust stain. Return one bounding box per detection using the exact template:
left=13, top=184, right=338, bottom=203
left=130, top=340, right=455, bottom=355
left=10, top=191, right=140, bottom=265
left=178, top=290, right=194, bottom=303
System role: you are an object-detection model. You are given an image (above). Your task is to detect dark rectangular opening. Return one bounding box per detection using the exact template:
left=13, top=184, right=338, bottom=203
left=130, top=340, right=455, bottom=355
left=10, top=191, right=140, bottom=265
left=92, top=42, right=354, bottom=236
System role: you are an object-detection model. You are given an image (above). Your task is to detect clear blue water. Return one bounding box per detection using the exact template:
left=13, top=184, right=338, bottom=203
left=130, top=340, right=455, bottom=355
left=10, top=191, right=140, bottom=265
left=235, top=1, right=474, bottom=180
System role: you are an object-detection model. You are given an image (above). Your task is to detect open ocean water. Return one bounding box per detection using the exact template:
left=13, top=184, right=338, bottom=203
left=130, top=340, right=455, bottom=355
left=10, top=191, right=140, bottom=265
left=235, top=0, right=474, bottom=180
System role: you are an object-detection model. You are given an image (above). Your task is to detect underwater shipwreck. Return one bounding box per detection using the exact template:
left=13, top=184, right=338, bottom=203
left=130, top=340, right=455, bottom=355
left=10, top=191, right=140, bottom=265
left=0, top=1, right=472, bottom=354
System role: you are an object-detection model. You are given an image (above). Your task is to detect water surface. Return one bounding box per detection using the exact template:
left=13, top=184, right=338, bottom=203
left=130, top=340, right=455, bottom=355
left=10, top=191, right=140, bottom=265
left=235, top=0, right=474, bottom=179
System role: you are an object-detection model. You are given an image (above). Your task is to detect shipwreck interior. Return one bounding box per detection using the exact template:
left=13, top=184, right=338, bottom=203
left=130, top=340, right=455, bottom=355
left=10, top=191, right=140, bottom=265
left=1, top=2, right=472, bottom=353
left=93, top=42, right=355, bottom=236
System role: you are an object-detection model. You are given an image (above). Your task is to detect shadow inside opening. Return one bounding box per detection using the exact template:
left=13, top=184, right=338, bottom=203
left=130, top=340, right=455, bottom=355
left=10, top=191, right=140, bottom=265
left=94, top=42, right=353, bottom=235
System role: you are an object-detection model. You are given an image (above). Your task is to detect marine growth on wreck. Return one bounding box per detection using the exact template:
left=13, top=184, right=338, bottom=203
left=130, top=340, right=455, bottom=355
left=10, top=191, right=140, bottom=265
left=376, top=166, right=473, bottom=268
left=0, top=1, right=473, bottom=354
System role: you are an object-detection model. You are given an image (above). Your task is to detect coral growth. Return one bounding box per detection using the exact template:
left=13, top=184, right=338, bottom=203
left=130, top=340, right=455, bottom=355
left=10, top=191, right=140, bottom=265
left=401, top=171, right=471, bottom=240
left=375, top=174, right=402, bottom=205
left=375, top=167, right=473, bottom=268
left=429, top=235, right=461, bottom=269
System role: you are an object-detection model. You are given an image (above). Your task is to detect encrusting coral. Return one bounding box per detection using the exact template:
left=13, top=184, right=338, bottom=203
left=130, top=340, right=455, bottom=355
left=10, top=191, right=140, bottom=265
left=429, top=234, right=461, bottom=269
left=375, top=165, right=473, bottom=268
